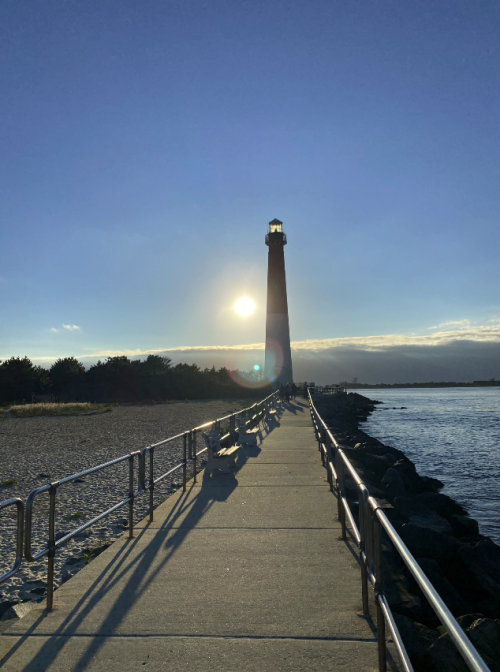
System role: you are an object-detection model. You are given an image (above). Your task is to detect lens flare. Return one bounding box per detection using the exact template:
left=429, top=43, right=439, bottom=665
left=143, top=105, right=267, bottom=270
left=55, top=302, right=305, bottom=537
left=227, top=368, right=269, bottom=390
left=253, top=364, right=260, bottom=371
left=235, top=297, right=254, bottom=316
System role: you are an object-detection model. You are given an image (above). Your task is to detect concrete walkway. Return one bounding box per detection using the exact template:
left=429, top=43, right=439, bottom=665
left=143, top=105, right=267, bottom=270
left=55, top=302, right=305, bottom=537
left=0, top=399, right=377, bottom=671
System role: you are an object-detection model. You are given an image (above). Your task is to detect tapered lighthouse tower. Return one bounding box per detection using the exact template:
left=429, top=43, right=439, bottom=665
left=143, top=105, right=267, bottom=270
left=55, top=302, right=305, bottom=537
left=265, top=219, right=293, bottom=384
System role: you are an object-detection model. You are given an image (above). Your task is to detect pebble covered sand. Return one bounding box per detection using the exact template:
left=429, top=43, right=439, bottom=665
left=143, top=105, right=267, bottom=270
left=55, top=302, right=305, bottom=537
left=0, top=399, right=251, bottom=614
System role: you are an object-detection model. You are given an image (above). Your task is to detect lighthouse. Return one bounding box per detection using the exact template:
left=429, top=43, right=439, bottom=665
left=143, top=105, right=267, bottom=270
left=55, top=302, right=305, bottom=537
left=265, top=218, right=293, bottom=385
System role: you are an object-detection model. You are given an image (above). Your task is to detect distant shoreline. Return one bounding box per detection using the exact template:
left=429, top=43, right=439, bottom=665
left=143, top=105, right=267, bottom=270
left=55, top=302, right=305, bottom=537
left=341, top=381, right=500, bottom=389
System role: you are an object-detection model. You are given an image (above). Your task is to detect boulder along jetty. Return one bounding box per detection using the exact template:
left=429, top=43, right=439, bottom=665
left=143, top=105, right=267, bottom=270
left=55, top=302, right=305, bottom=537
left=313, top=392, right=500, bottom=672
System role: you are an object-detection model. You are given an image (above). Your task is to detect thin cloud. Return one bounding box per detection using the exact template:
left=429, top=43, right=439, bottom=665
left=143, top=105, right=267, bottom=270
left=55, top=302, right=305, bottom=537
left=49, top=324, right=81, bottom=334
left=9, top=319, right=500, bottom=384
left=429, top=319, right=473, bottom=331
left=32, top=319, right=500, bottom=362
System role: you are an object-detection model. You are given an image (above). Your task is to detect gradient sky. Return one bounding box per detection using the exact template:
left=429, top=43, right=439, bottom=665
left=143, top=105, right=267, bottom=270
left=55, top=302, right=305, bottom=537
left=1, top=1, right=500, bottom=381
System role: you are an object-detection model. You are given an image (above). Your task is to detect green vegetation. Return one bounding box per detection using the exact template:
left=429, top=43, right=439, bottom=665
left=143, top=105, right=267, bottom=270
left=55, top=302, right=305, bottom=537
left=81, top=543, right=111, bottom=564
left=1, top=477, right=18, bottom=487
left=65, top=512, right=84, bottom=521
left=7, top=403, right=113, bottom=417
left=0, top=354, right=270, bottom=404
left=82, top=549, right=95, bottom=564
left=0, top=357, right=51, bottom=404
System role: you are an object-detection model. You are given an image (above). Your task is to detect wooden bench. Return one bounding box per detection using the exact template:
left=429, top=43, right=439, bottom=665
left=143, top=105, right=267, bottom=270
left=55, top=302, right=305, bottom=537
left=236, top=414, right=258, bottom=446
left=201, top=429, right=239, bottom=474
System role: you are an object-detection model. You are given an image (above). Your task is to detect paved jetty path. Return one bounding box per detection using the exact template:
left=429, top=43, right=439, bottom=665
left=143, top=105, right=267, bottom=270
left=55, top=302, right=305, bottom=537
left=0, top=400, right=377, bottom=671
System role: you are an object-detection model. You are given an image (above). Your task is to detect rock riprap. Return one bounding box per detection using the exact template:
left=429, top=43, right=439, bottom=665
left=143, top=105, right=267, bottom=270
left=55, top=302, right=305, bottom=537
left=314, top=392, right=500, bottom=672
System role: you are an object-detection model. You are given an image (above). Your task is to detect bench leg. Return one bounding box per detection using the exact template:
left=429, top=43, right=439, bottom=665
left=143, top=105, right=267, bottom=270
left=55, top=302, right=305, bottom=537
left=220, top=457, right=233, bottom=473
left=205, top=452, right=217, bottom=475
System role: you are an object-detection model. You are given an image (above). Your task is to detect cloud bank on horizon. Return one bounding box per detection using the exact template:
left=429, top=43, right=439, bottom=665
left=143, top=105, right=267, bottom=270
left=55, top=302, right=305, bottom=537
left=14, top=320, right=500, bottom=384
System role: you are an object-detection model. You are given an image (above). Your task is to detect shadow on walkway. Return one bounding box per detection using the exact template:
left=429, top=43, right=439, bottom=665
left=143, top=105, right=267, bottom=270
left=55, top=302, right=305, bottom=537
left=1, top=414, right=283, bottom=671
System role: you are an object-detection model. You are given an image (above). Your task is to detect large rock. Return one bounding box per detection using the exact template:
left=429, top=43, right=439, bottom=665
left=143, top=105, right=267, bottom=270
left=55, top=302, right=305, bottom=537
left=394, top=497, right=453, bottom=535
left=450, top=515, right=479, bottom=538
left=413, top=492, right=468, bottom=519
left=344, top=476, right=386, bottom=499
left=421, top=475, right=445, bottom=492
left=383, top=568, right=423, bottom=620
left=393, top=612, right=439, bottom=668
left=477, top=595, right=500, bottom=619
left=362, top=452, right=396, bottom=476
left=399, top=524, right=462, bottom=564
left=422, top=634, right=475, bottom=672
left=423, top=618, right=500, bottom=672
left=350, top=466, right=381, bottom=486
left=415, top=558, right=473, bottom=617
left=382, top=467, right=407, bottom=501
left=373, top=498, right=401, bottom=524
left=458, top=540, right=500, bottom=599
left=392, top=459, right=428, bottom=495
left=466, top=618, right=500, bottom=665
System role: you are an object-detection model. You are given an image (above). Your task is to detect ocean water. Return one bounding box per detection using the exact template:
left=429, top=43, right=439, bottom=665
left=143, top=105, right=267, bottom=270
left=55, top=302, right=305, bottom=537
left=360, top=387, right=500, bottom=545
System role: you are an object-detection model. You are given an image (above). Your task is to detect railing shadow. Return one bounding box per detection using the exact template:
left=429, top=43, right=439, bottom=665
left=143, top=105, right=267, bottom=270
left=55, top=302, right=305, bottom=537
left=6, top=469, right=239, bottom=672
left=1, top=399, right=299, bottom=671
left=279, top=399, right=306, bottom=415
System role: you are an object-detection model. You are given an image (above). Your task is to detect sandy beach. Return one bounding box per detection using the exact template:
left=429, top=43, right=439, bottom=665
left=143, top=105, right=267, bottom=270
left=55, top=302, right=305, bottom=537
left=0, top=399, right=251, bottom=609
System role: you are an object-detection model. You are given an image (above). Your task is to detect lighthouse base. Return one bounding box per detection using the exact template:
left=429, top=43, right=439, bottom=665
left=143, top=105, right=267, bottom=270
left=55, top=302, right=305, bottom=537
left=265, top=313, right=293, bottom=385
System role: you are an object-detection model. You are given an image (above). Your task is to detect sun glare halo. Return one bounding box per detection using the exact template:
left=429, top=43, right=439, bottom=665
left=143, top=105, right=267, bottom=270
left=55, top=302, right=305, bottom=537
left=235, top=297, right=255, bottom=316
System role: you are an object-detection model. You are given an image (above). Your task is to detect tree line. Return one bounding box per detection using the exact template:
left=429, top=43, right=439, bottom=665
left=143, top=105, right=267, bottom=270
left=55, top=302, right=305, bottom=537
left=0, top=356, right=270, bottom=404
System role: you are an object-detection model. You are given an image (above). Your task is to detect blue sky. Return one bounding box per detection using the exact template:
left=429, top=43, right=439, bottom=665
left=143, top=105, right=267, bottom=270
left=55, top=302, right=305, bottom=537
left=1, top=1, right=500, bottom=382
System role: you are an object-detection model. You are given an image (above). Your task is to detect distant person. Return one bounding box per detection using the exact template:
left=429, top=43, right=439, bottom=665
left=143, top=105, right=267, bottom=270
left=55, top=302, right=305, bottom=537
left=291, top=383, right=298, bottom=400
left=279, top=383, right=285, bottom=401
left=303, top=383, right=308, bottom=399
left=285, top=382, right=291, bottom=402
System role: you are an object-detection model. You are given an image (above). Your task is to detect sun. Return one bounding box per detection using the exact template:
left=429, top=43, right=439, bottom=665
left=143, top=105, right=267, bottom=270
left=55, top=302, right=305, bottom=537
left=235, top=297, right=255, bottom=316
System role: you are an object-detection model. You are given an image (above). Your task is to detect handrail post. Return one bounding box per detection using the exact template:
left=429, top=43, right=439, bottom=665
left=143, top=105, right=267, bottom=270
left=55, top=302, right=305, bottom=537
left=359, top=485, right=370, bottom=615
left=374, top=515, right=386, bottom=672
left=366, top=497, right=375, bottom=578
left=0, top=499, right=24, bottom=586
left=128, top=454, right=134, bottom=539
left=326, top=437, right=333, bottom=490
left=320, top=427, right=326, bottom=465
left=46, top=483, right=57, bottom=610
left=337, top=453, right=346, bottom=539
left=149, top=447, right=155, bottom=523
left=192, top=431, right=197, bottom=483
left=183, top=433, right=187, bottom=492
left=15, top=499, right=24, bottom=573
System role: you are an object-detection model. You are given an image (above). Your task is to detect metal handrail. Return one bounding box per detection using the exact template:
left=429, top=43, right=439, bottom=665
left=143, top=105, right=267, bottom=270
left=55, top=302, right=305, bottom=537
left=140, top=392, right=278, bottom=523
left=24, top=451, right=142, bottom=609
left=1, top=390, right=279, bottom=610
left=309, top=386, right=347, bottom=395
left=0, top=498, right=24, bottom=585
left=307, top=391, right=490, bottom=672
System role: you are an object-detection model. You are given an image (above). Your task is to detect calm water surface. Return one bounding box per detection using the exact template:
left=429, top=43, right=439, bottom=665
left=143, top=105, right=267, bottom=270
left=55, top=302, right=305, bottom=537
left=361, top=388, right=500, bottom=545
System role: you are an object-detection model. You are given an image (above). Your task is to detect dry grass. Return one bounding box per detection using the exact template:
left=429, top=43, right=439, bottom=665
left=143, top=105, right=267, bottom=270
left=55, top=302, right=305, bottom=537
left=6, top=403, right=113, bottom=418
